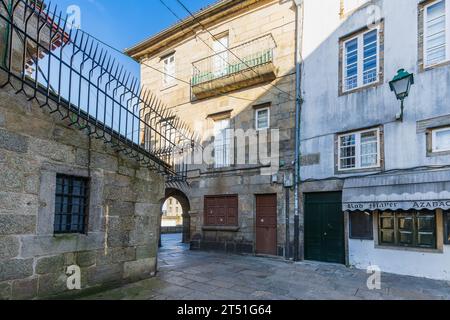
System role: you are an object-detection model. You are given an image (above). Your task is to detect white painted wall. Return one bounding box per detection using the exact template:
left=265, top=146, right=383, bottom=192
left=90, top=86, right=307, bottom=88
left=300, top=0, right=450, bottom=280
left=349, top=240, right=450, bottom=281
left=300, top=0, right=450, bottom=181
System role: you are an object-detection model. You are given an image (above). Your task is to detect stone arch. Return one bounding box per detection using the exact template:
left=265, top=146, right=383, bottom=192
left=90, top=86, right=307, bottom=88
left=160, top=187, right=191, bottom=244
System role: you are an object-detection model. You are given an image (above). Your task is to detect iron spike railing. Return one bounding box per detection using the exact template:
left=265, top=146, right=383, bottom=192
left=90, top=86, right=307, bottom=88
left=0, top=0, right=196, bottom=182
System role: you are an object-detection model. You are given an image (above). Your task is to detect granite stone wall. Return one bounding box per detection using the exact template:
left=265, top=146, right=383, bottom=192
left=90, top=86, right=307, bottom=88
left=0, top=83, right=164, bottom=300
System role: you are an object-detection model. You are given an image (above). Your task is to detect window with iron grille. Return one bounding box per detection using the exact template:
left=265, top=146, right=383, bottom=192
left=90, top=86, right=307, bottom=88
left=54, top=174, right=89, bottom=234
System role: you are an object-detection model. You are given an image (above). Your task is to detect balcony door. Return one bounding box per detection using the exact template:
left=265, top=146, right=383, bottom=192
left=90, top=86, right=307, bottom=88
left=213, top=35, right=229, bottom=78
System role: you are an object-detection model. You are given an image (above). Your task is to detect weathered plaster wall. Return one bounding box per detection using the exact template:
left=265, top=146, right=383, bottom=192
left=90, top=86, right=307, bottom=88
left=0, top=83, right=164, bottom=299
left=300, top=0, right=450, bottom=181
left=349, top=239, right=450, bottom=281
left=299, top=0, right=450, bottom=279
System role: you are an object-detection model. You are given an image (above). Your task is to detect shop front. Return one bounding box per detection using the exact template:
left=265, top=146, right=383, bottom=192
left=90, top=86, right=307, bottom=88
left=342, top=170, right=450, bottom=281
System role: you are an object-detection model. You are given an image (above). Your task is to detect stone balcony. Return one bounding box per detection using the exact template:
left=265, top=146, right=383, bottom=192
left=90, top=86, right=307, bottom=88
left=191, top=34, right=277, bottom=100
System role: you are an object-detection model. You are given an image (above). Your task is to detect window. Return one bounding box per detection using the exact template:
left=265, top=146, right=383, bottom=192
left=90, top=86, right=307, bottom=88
left=163, top=54, right=175, bottom=86
left=350, top=211, right=373, bottom=240
left=445, top=211, right=450, bottom=244
left=432, top=127, right=450, bottom=152
left=424, top=0, right=450, bottom=67
left=338, top=128, right=381, bottom=171
left=255, top=108, right=270, bottom=130
left=54, top=175, right=89, bottom=234
left=214, top=118, right=232, bottom=168
left=204, top=195, right=238, bottom=226
left=343, top=28, right=380, bottom=92
left=212, top=35, right=229, bottom=78
left=379, top=211, right=437, bottom=249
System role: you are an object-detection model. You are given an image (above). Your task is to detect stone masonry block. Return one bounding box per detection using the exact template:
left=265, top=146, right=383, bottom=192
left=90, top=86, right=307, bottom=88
left=11, top=277, right=38, bottom=300
left=35, top=255, right=65, bottom=275
left=0, top=259, right=33, bottom=282
left=0, top=129, right=28, bottom=153
left=0, top=236, right=20, bottom=260
left=123, top=258, right=156, bottom=280
left=0, top=215, right=36, bottom=235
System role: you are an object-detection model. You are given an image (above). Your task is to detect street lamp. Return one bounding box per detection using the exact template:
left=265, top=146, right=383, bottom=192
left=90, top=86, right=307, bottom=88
left=389, top=69, right=414, bottom=121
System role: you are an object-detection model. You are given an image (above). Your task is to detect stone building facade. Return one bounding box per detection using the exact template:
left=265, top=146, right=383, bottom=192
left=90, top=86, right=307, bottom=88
left=0, top=0, right=180, bottom=299
left=126, top=0, right=297, bottom=256
left=299, top=0, right=450, bottom=281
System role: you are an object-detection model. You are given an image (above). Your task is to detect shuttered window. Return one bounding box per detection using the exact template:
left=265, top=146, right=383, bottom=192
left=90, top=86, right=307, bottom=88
left=204, top=195, right=238, bottom=226
left=379, top=211, right=437, bottom=249
left=424, top=0, right=448, bottom=67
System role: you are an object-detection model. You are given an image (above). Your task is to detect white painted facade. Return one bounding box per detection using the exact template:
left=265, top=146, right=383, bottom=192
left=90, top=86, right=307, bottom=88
left=299, top=0, right=450, bottom=281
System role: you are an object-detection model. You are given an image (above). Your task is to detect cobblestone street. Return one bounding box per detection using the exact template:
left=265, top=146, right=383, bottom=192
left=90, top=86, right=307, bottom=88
left=82, top=234, right=450, bottom=300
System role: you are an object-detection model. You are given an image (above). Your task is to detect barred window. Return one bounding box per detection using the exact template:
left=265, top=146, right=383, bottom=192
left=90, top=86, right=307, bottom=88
left=54, top=175, right=89, bottom=234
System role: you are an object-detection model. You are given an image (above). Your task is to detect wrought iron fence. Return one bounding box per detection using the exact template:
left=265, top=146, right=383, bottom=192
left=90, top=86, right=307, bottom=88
left=191, top=34, right=276, bottom=86
left=0, top=0, right=195, bottom=181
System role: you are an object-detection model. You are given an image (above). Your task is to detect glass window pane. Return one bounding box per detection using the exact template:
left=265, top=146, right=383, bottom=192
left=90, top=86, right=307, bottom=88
left=345, top=38, right=358, bottom=90
left=350, top=211, right=373, bottom=239
left=340, top=134, right=356, bottom=169
left=445, top=211, right=450, bottom=244
left=426, top=0, right=446, bottom=65
left=434, top=128, right=450, bottom=151
left=361, top=131, right=378, bottom=167
left=363, top=30, right=378, bottom=84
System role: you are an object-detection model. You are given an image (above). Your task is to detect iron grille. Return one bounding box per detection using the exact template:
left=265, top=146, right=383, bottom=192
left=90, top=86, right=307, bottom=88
left=54, top=174, right=89, bottom=234
left=0, top=0, right=196, bottom=182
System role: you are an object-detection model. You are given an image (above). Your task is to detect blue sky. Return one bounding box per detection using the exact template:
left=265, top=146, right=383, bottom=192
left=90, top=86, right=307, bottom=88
left=52, top=0, right=216, bottom=76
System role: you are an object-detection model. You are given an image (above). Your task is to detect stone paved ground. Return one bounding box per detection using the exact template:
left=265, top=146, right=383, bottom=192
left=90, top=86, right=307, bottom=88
left=82, top=234, right=450, bottom=300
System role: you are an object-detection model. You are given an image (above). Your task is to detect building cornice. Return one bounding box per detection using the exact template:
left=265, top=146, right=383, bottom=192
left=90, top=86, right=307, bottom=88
left=124, top=0, right=276, bottom=60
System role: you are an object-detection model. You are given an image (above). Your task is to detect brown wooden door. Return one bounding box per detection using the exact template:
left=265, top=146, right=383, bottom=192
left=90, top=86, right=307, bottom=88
left=256, top=194, right=277, bottom=255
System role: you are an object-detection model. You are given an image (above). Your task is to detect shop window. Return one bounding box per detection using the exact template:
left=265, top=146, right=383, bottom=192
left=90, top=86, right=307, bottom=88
left=54, top=174, right=89, bottom=234
left=378, top=211, right=436, bottom=249
left=350, top=211, right=373, bottom=240
left=445, top=211, right=450, bottom=244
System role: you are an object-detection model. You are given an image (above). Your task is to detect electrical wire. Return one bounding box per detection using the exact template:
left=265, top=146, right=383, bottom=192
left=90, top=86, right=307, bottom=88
left=301, top=165, right=450, bottom=183
left=174, top=0, right=295, bottom=101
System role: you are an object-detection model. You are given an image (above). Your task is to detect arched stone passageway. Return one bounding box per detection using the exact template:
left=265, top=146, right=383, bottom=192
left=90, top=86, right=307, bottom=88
left=160, top=188, right=191, bottom=245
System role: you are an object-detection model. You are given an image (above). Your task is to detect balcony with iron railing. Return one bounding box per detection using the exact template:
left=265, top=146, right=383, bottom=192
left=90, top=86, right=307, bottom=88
left=191, top=34, right=277, bottom=100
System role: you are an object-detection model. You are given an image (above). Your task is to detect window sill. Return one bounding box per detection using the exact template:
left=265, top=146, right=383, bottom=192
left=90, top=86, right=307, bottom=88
left=336, top=167, right=382, bottom=175
left=202, top=226, right=240, bottom=232
left=421, top=60, right=450, bottom=73
left=374, top=244, right=443, bottom=254
left=339, top=80, right=382, bottom=96
left=427, top=150, right=450, bottom=157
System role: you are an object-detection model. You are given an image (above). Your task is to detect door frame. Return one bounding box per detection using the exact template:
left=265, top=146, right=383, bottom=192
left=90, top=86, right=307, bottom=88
left=303, top=192, right=347, bottom=265
left=254, top=193, right=278, bottom=256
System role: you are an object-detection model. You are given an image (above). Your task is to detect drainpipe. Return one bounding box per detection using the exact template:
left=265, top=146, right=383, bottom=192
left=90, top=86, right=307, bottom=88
left=2, top=0, right=13, bottom=68
left=293, top=0, right=304, bottom=262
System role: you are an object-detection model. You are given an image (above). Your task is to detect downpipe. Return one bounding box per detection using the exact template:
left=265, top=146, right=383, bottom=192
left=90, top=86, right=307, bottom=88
left=293, top=0, right=304, bottom=262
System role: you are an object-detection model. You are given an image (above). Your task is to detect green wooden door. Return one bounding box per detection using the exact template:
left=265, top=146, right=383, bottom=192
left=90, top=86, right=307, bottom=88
left=304, top=192, right=345, bottom=264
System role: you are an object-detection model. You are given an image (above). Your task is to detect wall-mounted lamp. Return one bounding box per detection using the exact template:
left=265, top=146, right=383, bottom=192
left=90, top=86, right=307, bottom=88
left=389, top=69, right=415, bottom=122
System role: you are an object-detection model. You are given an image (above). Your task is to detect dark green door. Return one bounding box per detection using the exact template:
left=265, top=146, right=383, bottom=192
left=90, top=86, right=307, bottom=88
left=304, top=192, right=345, bottom=264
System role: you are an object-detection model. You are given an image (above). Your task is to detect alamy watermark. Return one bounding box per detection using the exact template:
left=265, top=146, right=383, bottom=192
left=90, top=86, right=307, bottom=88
left=366, top=265, right=382, bottom=290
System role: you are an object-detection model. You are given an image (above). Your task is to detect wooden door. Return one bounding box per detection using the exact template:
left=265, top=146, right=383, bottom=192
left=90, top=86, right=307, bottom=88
left=256, top=194, right=277, bottom=255
left=304, top=192, right=345, bottom=264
